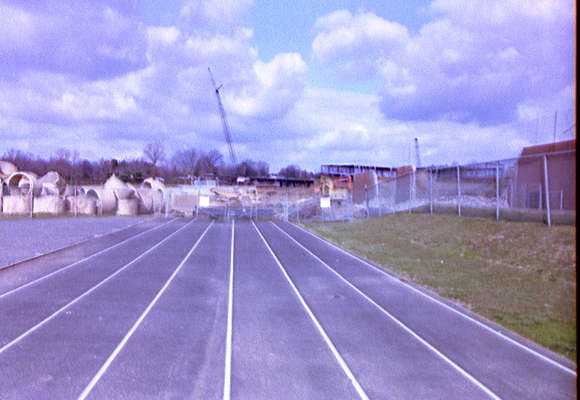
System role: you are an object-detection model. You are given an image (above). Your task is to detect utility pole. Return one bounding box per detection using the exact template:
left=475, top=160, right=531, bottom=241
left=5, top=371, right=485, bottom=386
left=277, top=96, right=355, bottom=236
left=414, top=137, right=421, bottom=168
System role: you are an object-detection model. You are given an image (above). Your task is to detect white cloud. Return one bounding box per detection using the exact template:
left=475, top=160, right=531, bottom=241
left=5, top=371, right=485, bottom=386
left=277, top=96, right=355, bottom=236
left=313, top=0, right=574, bottom=124
left=0, top=0, right=574, bottom=174
left=0, top=1, right=147, bottom=80
left=229, top=53, right=307, bottom=119
left=313, top=10, right=409, bottom=78
left=0, top=0, right=309, bottom=167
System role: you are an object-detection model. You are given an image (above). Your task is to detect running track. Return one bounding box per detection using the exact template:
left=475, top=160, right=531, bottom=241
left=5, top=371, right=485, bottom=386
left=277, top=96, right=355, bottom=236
left=0, top=218, right=575, bottom=399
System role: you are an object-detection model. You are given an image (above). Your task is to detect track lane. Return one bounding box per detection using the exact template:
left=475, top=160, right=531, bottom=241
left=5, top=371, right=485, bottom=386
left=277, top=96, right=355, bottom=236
left=0, top=218, right=187, bottom=349
left=0, top=218, right=149, bottom=272
left=231, top=221, right=359, bottom=400
left=80, top=221, right=228, bottom=400
left=0, top=217, right=177, bottom=299
left=275, top=221, right=577, bottom=400
left=79, top=221, right=214, bottom=399
left=0, top=219, right=209, bottom=399
left=257, top=221, right=491, bottom=400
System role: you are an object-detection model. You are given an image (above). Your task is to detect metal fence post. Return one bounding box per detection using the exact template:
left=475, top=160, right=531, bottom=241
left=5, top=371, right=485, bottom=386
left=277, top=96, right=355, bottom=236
left=456, top=165, right=462, bottom=217
left=377, top=182, right=382, bottom=216
left=74, top=185, right=78, bottom=217
left=165, top=192, right=170, bottom=218
left=365, top=185, right=369, bottom=218
left=408, top=172, right=412, bottom=214
left=296, top=199, right=299, bottom=222
left=543, top=154, right=551, bottom=226
left=411, top=168, right=416, bottom=214
left=429, top=168, right=433, bottom=215
left=495, top=162, right=500, bottom=222
left=29, top=190, right=34, bottom=218
left=285, top=189, right=289, bottom=222
left=196, top=189, right=200, bottom=219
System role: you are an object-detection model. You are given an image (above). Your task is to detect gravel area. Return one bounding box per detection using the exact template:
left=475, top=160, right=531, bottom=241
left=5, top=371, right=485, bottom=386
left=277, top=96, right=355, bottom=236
left=0, top=216, right=148, bottom=268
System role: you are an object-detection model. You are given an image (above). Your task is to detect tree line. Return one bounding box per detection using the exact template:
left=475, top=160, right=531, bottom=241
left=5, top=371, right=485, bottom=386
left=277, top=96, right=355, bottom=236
left=1, top=142, right=314, bottom=185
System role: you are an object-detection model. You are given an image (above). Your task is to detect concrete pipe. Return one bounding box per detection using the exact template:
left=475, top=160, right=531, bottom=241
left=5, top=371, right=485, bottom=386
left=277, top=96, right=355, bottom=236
left=136, top=188, right=154, bottom=214
left=66, top=196, right=97, bottom=215
left=2, top=195, right=31, bottom=214
left=7, top=171, right=39, bottom=196
left=104, top=174, right=136, bottom=200
left=0, top=161, right=17, bottom=180
left=117, top=198, right=139, bottom=216
left=85, top=188, right=117, bottom=215
left=142, top=177, right=166, bottom=192
left=33, top=195, right=66, bottom=215
left=142, top=178, right=166, bottom=213
left=38, top=171, right=66, bottom=196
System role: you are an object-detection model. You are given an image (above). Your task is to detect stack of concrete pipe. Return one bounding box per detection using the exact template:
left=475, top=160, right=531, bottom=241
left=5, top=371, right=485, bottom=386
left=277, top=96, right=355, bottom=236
left=0, top=160, right=168, bottom=217
left=3, top=171, right=38, bottom=214
left=104, top=175, right=139, bottom=216
left=137, top=177, right=166, bottom=214
left=0, top=161, right=18, bottom=212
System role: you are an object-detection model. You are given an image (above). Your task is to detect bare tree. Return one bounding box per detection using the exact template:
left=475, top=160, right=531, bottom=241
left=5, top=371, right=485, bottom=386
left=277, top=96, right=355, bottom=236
left=198, top=149, right=223, bottom=175
left=143, top=142, right=166, bottom=167
left=278, top=164, right=310, bottom=179
left=172, top=148, right=198, bottom=178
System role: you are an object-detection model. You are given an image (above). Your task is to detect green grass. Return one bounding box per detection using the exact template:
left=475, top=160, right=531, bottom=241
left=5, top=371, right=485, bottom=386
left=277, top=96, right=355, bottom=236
left=305, top=214, right=577, bottom=361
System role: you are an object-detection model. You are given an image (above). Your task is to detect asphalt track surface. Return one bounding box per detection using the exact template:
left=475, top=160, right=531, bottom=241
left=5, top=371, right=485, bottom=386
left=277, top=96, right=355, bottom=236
left=0, top=217, right=575, bottom=399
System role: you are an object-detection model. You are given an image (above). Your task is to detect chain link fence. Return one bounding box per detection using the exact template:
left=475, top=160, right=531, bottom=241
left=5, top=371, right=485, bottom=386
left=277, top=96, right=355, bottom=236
left=277, top=149, right=575, bottom=226
left=2, top=150, right=574, bottom=226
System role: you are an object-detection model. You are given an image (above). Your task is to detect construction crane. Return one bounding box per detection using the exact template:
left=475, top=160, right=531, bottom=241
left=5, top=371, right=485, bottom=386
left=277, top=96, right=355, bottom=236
left=208, top=67, right=237, bottom=164
left=414, top=137, right=421, bottom=168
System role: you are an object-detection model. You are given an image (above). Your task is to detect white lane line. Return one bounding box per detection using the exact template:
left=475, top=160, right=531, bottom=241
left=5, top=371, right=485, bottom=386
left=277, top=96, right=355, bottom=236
left=272, top=222, right=501, bottom=400
left=288, top=221, right=577, bottom=376
left=252, top=221, right=370, bottom=400
left=77, top=221, right=214, bottom=400
left=0, top=218, right=179, bottom=300
left=223, top=219, right=235, bottom=400
left=0, top=219, right=200, bottom=356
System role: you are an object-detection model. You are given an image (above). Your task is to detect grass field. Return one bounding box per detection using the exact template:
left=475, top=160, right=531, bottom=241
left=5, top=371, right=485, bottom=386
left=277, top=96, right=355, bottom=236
left=305, top=214, right=577, bottom=361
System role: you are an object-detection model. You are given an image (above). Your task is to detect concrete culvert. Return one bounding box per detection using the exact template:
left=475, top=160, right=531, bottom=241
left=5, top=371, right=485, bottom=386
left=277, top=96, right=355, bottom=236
left=85, top=187, right=116, bottom=215
left=2, top=195, right=31, bottom=214
left=3, top=172, right=37, bottom=214
left=66, top=195, right=97, bottom=215
left=117, top=198, right=139, bottom=216
left=104, top=174, right=135, bottom=200
left=0, top=161, right=17, bottom=179
left=7, top=172, right=39, bottom=196
left=140, top=178, right=166, bottom=214
left=37, top=171, right=66, bottom=196
left=33, top=195, right=66, bottom=214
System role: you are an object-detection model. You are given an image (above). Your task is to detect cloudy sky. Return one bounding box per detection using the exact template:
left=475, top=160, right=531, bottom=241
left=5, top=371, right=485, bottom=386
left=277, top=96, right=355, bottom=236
left=0, top=0, right=575, bottom=171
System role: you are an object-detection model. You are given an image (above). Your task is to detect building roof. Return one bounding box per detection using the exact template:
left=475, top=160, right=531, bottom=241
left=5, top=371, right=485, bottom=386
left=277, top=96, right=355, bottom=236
left=520, top=139, right=576, bottom=157
left=321, top=163, right=396, bottom=170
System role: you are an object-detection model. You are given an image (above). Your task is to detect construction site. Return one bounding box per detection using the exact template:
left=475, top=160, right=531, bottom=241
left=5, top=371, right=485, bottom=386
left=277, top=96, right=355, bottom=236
left=0, top=69, right=575, bottom=225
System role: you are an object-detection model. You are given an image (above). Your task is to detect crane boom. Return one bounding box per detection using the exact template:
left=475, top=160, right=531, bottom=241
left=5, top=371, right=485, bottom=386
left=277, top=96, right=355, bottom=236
left=208, top=67, right=237, bottom=164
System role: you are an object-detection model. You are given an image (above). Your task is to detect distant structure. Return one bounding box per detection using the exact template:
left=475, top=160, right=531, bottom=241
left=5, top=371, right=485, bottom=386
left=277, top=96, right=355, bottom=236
left=320, top=164, right=397, bottom=178
left=208, top=67, right=237, bottom=164
left=515, top=139, right=575, bottom=210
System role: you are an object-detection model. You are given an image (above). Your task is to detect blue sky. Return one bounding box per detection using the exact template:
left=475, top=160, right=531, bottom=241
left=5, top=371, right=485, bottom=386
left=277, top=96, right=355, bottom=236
left=0, top=0, right=575, bottom=171
left=138, top=0, right=432, bottom=93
